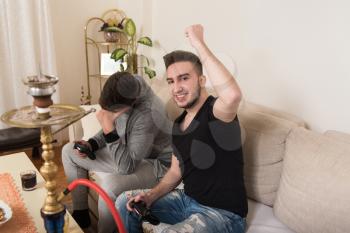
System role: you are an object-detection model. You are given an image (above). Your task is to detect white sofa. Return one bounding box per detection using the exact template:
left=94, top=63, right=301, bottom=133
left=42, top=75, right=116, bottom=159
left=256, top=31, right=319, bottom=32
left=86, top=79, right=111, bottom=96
left=68, top=82, right=350, bottom=233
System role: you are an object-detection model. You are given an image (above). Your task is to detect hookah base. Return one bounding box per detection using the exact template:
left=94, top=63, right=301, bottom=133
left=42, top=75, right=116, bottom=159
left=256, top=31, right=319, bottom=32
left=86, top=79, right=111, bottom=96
left=41, top=207, right=67, bottom=233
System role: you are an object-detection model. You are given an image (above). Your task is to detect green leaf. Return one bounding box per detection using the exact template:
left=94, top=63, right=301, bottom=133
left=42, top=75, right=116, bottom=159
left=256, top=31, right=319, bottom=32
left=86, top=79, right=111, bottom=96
left=137, top=37, right=152, bottom=47
left=124, top=18, right=136, bottom=37
left=110, top=48, right=127, bottom=61
left=144, top=67, right=156, bottom=79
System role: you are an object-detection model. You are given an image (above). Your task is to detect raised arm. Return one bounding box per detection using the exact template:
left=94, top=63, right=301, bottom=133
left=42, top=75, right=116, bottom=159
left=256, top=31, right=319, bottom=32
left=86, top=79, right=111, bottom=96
left=186, top=24, right=242, bottom=122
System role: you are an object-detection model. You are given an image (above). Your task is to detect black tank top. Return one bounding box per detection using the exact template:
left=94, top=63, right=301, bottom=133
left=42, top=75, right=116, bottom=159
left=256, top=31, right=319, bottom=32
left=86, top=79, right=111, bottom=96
left=172, top=96, right=248, bottom=217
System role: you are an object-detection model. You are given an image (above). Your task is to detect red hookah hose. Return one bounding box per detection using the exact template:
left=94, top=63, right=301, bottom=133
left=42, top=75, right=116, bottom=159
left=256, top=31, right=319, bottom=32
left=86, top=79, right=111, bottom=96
left=66, top=179, right=127, bottom=233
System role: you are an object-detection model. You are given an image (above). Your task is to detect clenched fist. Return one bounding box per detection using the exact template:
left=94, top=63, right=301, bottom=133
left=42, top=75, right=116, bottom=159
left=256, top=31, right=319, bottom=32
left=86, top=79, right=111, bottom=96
left=185, top=24, right=205, bottom=49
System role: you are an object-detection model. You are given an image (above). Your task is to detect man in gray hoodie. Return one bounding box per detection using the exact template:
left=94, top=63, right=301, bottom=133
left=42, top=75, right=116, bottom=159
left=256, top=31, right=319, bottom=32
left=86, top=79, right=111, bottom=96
left=62, top=71, right=172, bottom=233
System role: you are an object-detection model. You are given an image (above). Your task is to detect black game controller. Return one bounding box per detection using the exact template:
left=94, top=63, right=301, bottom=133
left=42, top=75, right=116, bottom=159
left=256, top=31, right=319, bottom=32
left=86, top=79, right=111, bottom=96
left=130, top=200, right=160, bottom=225
left=73, top=142, right=96, bottom=160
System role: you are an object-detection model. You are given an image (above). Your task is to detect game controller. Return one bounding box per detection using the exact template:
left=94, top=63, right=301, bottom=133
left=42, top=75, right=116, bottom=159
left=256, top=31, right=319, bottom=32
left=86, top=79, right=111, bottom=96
left=130, top=200, right=160, bottom=225
left=73, top=142, right=96, bottom=160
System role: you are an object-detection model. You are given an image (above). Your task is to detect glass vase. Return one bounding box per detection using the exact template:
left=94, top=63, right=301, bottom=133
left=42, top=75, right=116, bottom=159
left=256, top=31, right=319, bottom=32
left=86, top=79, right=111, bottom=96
left=104, top=31, right=119, bottom=42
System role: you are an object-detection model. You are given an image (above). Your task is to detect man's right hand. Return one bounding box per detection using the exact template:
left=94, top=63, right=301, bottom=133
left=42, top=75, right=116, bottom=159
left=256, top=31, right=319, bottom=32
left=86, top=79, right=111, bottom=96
left=73, top=140, right=92, bottom=158
left=126, top=192, right=153, bottom=212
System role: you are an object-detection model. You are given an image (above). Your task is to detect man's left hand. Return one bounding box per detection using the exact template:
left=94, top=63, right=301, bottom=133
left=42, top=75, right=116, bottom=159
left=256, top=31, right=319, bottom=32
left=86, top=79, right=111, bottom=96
left=185, top=24, right=205, bottom=49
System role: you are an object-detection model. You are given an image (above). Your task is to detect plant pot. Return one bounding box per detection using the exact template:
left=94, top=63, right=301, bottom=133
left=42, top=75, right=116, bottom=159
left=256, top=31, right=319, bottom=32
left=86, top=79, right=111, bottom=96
left=104, top=31, right=119, bottom=42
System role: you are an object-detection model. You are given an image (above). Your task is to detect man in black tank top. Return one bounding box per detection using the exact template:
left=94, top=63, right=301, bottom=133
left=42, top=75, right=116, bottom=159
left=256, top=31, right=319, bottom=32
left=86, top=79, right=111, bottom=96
left=116, top=24, right=248, bottom=233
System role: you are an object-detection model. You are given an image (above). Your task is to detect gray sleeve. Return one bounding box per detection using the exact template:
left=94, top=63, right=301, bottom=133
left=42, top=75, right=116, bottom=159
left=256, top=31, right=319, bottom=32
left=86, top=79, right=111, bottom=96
left=105, top=111, right=157, bottom=175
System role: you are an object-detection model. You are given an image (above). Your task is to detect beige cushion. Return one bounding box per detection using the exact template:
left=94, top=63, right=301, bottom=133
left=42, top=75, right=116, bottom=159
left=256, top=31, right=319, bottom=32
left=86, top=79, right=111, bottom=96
left=274, top=127, right=350, bottom=233
left=239, top=100, right=306, bottom=127
left=238, top=109, right=300, bottom=206
left=324, top=130, right=350, bottom=143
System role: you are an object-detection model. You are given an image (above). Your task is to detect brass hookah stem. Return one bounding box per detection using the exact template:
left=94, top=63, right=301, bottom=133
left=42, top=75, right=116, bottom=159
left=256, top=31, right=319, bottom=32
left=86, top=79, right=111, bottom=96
left=40, top=126, right=64, bottom=214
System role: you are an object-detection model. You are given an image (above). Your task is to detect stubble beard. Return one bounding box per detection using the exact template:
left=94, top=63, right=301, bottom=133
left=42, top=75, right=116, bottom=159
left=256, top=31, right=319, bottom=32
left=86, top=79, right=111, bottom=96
left=182, top=85, right=201, bottom=109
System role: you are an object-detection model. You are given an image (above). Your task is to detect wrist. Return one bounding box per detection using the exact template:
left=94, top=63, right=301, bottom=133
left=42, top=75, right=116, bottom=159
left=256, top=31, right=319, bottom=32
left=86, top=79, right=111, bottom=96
left=102, top=123, right=115, bottom=134
left=193, top=39, right=206, bottom=51
left=102, top=127, right=114, bottom=134
left=103, top=129, right=120, bottom=143
left=145, top=191, right=157, bottom=205
left=194, top=43, right=210, bottom=62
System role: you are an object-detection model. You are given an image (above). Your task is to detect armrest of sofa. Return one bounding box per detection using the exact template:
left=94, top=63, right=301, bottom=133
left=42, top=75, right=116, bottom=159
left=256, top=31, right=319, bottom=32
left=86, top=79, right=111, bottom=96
left=68, top=120, right=83, bottom=142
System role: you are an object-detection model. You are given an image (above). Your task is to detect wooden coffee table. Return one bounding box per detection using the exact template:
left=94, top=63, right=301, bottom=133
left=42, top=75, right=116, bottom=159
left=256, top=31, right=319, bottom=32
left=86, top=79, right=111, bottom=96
left=0, top=152, right=83, bottom=233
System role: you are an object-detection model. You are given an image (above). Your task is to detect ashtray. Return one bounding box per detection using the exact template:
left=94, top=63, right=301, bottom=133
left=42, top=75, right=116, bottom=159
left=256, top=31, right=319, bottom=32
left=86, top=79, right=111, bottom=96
left=0, top=200, right=12, bottom=226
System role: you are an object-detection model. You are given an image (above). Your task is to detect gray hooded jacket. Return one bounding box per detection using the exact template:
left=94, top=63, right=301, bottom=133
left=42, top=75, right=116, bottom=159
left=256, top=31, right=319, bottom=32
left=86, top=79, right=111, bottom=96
left=91, top=76, right=172, bottom=178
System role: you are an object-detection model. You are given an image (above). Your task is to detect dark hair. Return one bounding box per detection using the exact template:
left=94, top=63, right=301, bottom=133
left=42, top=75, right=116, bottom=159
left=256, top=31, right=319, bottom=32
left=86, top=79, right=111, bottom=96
left=163, top=50, right=203, bottom=76
left=99, top=72, right=140, bottom=111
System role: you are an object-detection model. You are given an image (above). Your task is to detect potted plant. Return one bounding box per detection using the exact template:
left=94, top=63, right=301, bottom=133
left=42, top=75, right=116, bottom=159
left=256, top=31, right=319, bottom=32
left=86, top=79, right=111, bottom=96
left=110, top=18, right=156, bottom=79
left=99, top=17, right=124, bottom=42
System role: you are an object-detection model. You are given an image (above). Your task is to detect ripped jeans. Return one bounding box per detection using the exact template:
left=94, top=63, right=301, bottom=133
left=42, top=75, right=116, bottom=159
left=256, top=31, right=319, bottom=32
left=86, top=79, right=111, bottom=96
left=115, top=189, right=246, bottom=233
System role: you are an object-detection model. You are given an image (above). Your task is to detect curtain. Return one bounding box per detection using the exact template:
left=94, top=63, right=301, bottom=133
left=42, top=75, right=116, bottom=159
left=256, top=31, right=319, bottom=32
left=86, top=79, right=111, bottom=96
left=0, top=0, right=59, bottom=129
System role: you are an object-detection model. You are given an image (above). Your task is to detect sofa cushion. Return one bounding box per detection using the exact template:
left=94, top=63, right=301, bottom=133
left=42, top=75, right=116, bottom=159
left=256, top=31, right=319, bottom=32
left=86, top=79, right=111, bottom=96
left=238, top=109, right=300, bottom=206
left=274, top=127, right=350, bottom=233
left=87, top=171, right=104, bottom=218
left=324, top=130, right=350, bottom=143
left=239, top=100, right=306, bottom=127
left=246, top=200, right=295, bottom=233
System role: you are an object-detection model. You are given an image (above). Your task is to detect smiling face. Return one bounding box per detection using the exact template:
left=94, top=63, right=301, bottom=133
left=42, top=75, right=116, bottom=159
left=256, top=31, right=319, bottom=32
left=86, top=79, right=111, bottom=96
left=166, top=61, right=205, bottom=109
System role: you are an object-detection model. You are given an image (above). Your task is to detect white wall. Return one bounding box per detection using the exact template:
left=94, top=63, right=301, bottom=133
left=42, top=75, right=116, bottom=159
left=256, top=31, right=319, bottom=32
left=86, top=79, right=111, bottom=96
left=49, top=0, right=146, bottom=105
left=151, top=0, right=350, bottom=133
left=50, top=0, right=350, bottom=134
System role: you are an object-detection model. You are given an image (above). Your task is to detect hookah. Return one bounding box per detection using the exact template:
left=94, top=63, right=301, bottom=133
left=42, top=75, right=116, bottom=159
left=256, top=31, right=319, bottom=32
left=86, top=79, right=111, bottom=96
left=0, top=73, right=127, bottom=232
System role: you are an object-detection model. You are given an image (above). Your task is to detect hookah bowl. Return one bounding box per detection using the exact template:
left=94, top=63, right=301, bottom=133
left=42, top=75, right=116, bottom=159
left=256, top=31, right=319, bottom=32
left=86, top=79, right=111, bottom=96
left=24, top=74, right=59, bottom=120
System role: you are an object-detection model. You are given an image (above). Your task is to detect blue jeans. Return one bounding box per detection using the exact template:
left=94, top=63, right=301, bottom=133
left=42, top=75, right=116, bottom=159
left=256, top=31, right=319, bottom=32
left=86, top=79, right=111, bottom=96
left=115, top=189, right=246, bottom=233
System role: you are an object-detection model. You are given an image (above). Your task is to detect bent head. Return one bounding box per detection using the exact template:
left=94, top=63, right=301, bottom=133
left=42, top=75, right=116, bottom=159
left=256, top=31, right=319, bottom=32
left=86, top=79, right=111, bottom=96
left=163, top=50, right=206, bottom=109
left=99, top=72, right=140, bottom=112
